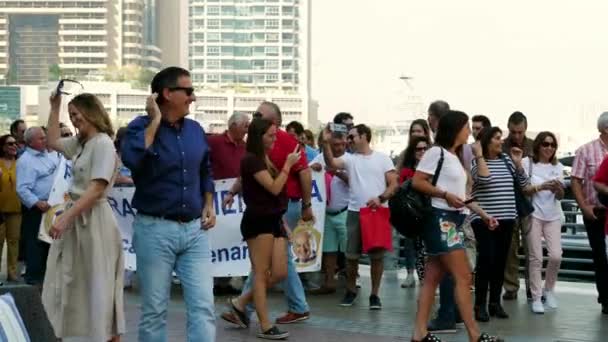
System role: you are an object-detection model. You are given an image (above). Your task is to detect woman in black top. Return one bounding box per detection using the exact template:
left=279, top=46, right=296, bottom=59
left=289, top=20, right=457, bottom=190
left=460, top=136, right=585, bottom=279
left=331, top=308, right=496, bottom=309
left=230, top=118, right=300, bottom=340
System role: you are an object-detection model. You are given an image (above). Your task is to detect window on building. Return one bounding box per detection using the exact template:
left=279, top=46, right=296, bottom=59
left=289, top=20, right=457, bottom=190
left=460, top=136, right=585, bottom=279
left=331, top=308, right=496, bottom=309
left=207, top=59, right=220, bottom=69
left=207, top=74, right=220, bottom=83
left=207, top=46, right=220, bottom=56
left=265, top=19, right=279, bottom=29
left=265, top=46, right=279, bottom=56
left=207, top=32, right=220, bottom=42
left=266, top=73, right=278, bottom=82
left=265, top=33, right=279, bottom=42
left=207, top=6, right=220, bottom=15
left=265, top=60, right=278, bottom=70
left=282, top=60, right=293, bottom=69
left=207, top=19, right=220, bottom=29
left=266, top=6, right=279, bottom=16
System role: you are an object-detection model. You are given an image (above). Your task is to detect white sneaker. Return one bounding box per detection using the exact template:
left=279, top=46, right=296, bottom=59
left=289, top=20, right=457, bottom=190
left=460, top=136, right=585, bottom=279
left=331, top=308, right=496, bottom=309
left=544, top=289, right=558, bottom=309
left=401, top=274, right=416, bottom=288
left=356, top=276, right=361, bottom=289
left=531, top=300, right=545, bottom=314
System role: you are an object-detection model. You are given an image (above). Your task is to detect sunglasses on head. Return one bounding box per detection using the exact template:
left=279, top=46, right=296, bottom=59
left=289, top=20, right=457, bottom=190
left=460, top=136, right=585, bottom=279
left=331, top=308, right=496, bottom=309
left=168, top=86, right=195, bottom=96
left=541, top=142, right=557, bottom=148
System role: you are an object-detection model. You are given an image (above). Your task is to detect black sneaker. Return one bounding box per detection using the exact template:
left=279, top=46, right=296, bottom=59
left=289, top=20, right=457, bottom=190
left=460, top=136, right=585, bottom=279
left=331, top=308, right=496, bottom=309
left=257, top=326, right=289, bottom=340
left=369, top=294, right=382, bottom=310
left=339, top=290, right=357, bottom=306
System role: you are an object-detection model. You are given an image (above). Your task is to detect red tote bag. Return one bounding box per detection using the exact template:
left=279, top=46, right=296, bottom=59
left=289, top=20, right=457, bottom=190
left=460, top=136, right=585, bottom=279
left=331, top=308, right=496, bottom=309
left=359, top=206, right=393, bottom=253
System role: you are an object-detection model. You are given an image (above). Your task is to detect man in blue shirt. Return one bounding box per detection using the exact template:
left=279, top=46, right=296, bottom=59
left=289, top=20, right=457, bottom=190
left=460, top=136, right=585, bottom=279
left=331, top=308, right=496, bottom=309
left=16, top=126, right=59, bottom=286
left=121, top=67, right=216, bottom=342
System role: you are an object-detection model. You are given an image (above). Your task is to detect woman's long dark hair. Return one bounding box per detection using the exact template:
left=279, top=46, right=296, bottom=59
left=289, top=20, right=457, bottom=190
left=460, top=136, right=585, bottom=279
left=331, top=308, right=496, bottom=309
left=409, top=119, right=431, bottom=139
left=400, top=136, right=431, bottom=170
left=479, top=126, right=503, bottom=158
left=434, top=110, right=469, bottom=150
left=246, top=118, right=278, bottom=175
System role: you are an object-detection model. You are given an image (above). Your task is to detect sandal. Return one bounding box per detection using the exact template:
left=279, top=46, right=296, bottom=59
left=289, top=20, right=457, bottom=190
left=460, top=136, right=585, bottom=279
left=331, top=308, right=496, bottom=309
left=478, top=332, right=504, bottom=342
left=229, top=297, right=250, bottom=328
left=411, top=332, right=442, bottom=342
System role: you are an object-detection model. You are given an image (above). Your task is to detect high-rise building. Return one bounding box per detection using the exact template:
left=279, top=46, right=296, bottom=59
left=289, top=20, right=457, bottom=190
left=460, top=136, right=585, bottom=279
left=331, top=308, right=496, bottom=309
left=0, top=0, right=162, bottom=85
left=187, top=0, right=310, bottom=93
left=156, top=0, right=189, bottom=68
left=183, top=0, right=312, bottom=126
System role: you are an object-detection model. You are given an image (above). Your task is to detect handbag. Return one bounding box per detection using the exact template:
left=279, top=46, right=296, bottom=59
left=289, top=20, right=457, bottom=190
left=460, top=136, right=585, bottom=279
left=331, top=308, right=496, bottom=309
left=360, top=206, right=393, bottom=253
left=501, top=155, right=534, bottom=218
left=389, top=148, right=444, bottom=238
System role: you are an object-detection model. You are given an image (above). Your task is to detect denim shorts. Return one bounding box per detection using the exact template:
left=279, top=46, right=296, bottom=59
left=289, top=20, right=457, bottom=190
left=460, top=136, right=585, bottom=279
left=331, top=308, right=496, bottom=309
left=422, top=207, right=466, bottom=256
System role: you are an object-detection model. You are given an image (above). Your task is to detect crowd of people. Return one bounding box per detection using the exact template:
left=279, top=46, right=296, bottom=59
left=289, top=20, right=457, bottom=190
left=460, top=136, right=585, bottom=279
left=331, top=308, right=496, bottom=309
left=0, top=66, right=607, bottom=342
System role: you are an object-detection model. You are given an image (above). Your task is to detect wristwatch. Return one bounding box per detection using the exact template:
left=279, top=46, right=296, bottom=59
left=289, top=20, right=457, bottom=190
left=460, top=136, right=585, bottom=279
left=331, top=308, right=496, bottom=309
left=378, top=194, right=388, bottom=203
left=302, top=202, right=312, bottom=209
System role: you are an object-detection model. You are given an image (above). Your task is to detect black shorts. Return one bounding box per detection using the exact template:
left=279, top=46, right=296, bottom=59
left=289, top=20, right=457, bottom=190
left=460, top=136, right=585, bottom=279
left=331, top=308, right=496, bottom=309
left=240, top=210, right=287, bottom=240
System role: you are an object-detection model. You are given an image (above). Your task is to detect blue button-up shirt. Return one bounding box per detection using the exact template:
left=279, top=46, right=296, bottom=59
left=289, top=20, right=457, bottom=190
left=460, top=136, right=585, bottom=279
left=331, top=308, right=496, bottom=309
left=121, top=116, right=214, bottom=219
left=16, top=147, right=60, bottom=209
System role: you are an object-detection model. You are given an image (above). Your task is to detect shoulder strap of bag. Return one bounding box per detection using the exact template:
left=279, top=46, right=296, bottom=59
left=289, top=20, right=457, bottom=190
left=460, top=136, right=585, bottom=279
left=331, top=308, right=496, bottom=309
left=431, top=148, right=445, bottom=186
left=500, top=154, right=519, bottom=185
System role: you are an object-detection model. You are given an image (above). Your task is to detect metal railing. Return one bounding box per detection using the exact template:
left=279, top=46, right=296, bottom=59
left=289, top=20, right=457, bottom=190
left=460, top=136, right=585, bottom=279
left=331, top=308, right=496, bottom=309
left=392, top=199, right=595, bottom=279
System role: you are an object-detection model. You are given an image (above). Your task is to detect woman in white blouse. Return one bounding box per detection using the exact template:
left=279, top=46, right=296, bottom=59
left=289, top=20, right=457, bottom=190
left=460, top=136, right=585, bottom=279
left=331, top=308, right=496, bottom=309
left=522, top=131, right=565, bottom=314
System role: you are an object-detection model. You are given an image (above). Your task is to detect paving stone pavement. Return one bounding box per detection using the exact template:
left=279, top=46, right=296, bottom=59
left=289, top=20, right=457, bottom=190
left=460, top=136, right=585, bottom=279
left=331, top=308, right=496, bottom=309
left=121, top=267, right=608, bottom=342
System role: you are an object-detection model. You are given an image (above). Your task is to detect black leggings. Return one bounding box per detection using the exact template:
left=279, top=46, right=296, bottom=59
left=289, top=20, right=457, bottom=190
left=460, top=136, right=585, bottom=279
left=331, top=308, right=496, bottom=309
left=472, top=219, right=515, bottom=306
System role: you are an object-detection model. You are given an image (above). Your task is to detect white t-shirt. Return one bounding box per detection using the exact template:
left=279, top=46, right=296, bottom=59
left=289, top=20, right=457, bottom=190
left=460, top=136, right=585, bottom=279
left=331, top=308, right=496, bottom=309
left=310, top=154, right=350, bottom=211
left=522, top=157, right=564, bottom=221
left=417, top=146, right=467, bottom=211
left=342, top=151, right=395, bottom=212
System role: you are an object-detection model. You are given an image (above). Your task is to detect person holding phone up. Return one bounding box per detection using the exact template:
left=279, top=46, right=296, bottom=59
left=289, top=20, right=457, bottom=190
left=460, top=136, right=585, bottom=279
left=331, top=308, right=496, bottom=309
left=521, top=132, right=565, bottom=314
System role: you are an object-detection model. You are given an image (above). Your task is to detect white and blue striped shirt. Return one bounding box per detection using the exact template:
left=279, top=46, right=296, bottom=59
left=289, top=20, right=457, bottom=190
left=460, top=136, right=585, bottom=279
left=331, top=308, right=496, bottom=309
left=471, top=154, right=529, bottom=221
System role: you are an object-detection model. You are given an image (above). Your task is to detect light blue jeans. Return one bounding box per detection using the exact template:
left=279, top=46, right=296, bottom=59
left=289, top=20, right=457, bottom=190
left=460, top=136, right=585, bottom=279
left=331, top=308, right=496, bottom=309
left=133, top=214, right=215, bottom=342
left=244, top=200, right=309, bottom=316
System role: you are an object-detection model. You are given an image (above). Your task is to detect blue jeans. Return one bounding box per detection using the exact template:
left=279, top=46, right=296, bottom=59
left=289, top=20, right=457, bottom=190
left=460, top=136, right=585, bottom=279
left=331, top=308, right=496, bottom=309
left=436, top=275, right=460, bottom=324
left=244, top=200, right=309, bottom=316
left=133, top=214, right=215, bottom=342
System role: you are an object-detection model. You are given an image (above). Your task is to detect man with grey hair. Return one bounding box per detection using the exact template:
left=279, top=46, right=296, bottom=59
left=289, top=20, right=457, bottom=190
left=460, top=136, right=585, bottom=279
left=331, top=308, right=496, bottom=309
left=16, top=126, right=59, bottom=287
left=571, top=111, right=608, bottom=314
left=207, top=112, right=250, bottom=295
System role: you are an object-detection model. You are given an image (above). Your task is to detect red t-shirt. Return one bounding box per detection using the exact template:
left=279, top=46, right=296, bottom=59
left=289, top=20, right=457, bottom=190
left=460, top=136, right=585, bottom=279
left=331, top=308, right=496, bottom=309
left=399, top=167, right=415, bottom=184
left=269, top=129, right=308, bottom=199
left=592, top=156, right=608, bottom=234
left=207, top=132, right=246, bottom=179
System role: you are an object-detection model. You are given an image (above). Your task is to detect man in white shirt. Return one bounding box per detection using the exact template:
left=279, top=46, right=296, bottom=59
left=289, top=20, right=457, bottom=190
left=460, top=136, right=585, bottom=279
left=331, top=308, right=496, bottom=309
left=322, top=124, right=398, bottom=310
left=309, top=133, right=349, bottom=294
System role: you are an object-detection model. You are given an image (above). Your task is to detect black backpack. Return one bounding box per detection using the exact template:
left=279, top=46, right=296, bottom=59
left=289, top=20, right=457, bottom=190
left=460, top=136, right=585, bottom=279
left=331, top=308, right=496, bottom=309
left=389, top=148, right=444, bottom=238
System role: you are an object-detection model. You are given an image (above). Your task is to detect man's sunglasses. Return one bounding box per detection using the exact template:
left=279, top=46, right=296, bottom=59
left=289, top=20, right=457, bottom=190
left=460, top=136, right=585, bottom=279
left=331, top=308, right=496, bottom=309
left=61, top=132, right=73, bottom=138
left=252, top=111, right=263, bottom=118
left=168, top=87, right=195, bottom=96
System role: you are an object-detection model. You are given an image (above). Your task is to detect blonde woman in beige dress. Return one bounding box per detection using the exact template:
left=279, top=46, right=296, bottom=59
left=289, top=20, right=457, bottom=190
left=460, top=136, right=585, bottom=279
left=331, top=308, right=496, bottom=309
left=43, top=92, right=125, bottom=342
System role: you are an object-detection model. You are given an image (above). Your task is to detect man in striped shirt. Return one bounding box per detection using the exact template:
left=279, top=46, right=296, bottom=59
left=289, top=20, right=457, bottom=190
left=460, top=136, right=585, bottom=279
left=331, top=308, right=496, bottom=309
left=502, top=111, right=535, bottom=301
left=572, top=111, right=608, bottom=314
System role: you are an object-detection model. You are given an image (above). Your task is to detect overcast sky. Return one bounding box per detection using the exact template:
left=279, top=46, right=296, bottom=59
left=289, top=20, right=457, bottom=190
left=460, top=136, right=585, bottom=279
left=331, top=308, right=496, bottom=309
left=311, top=0, right=608, bottom=137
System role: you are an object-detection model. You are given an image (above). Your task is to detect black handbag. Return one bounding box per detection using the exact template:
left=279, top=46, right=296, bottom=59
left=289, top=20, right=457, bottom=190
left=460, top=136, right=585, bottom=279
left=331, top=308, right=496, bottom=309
left=390, top=148, right=444, bottom=238
left=500, top=155, right=534, bottom=218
